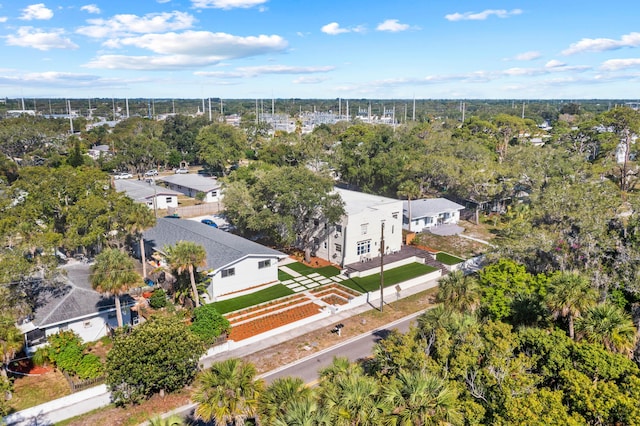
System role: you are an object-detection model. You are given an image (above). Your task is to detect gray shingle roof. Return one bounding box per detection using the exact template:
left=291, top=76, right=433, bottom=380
left=114, top=179, right=181, bottom=202
left=157, top=174, right=222, bottom=192
left=143, top=218, right=286, bottom=271
left=30, top=263, right=133, bottom=328
left=403, top=198, right=465, bottom=219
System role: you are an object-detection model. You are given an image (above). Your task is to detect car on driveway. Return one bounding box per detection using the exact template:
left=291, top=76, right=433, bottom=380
left=114, top=172, right=133, bottom=179
left=144, top=169, right=158, bottom=176
left=201, top=219, right=218, bottom=228
left=175, top=168, right=189, bottom=174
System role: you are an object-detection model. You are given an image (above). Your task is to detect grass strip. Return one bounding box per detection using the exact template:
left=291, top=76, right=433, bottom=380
left=341, top=263, right=438, bottom=293
left=436, top=252, right=465, bottom=265
left=212, top=284, right=294, bottom=314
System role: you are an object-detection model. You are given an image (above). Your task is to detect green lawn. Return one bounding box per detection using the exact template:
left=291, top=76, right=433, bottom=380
left=285, top=262, right=341, bottom=278
left=278, top=269, right=295, bottom=281
left=436, top=252, right=465, bottom=265
left=211, top=284, right=294, bottom=314
left=342, top=263, right=438, bottom=293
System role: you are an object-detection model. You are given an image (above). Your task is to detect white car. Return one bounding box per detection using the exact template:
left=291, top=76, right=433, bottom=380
left=144, top=169, right=158, bottom=176
left=114, top=172, right=133, bottom=179
left=175, top=168, right=189, bottom=174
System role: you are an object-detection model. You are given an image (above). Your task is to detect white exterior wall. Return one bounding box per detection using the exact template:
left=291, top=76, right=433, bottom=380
left=409, top=210, right=461, bottom=231
left=203, top=189, right=223, bottom=203
left=39, top=307, right=131, bottom=346
left=315, top=200, right=403, bottom=266
left=208, top=255, right=280, bottom=301
left=145, top=195, right=178, bottom=210
left=163, top=183, right=222, bottom=204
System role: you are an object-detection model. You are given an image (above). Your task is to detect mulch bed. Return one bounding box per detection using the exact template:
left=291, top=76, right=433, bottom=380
left=228, top=302, right=323, bottom=341
left=9, top=359, right=53, bottom=376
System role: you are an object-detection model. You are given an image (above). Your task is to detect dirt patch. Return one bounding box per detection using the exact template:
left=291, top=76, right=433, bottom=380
left=10, top=369, right=71, bottom=412
left=413, top=220, right=493, bottom=259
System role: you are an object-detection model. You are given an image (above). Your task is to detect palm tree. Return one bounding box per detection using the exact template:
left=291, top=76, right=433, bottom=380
left=164, top=241, right=207, bottom=308
left=126, top=202, right=156, bottom=280
left=383, top=369, right=462, bottom=426
left=91, top=248, right=142, bottom=328
left=272, top=392, right=331, bottom=426
left=576, top=303, right=638, bottom=356
left=544, top=271, right=597, bottom=339
left=259, top=376, right=312, bottom=425
left=435, top=270, right=481, bottom=313
left=397, top=180, right=421, bottom=232
left=193, top=358, right=265, bottom=425
left=0, top=315, right=23, bottom=380
left=320, top=372, right=383, bottom=426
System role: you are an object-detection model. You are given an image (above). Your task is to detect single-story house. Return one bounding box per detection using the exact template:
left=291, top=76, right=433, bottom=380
left=157, top=174, right=223, bottom=203
left=114, top=179, right=181, bottom=210
left=87, top=144, right=111, bottom=160
left=17, top=263, right=136, bottom=351
left=403, top=198, right=465, bottom=232
left=142, top=218, right=287, bottom=301
left=313, top=187, right=404, bottom=267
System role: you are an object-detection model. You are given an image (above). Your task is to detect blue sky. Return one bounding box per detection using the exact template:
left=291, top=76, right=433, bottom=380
left=1, top=0, right=640, bottom=99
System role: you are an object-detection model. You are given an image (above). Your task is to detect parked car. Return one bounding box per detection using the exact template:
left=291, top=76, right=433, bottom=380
left=144, top=169, right=158, bottom=176
left=201, top=219, right=218, bottom=228
left=175, top=168, right=189, bottom=174
left=114, top=172, right=133, bottom=179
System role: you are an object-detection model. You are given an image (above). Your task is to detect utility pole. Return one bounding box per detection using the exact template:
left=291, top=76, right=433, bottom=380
left=379, top=221, right=385, bottom=312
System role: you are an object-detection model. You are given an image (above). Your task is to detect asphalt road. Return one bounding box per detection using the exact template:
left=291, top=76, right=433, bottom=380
left=259, top=310, right=424, bottom=385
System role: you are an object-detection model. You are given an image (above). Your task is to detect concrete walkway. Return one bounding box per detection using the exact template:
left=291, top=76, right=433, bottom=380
left=4, top=275, right=440, bottom=426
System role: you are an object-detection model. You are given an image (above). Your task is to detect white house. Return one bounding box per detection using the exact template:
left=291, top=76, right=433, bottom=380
left=403, top=198, right=465, bottom=232
left=143, top=218, right=287, bottom=301
left=313, top=188, right=403, bottom=267
left=17, top=264, right=136, bottom=351
left=158, top=174, right=223, bottom=203
left=87, top=144, right=111, bottom=160
left=114, top=179, right=181, bottom=210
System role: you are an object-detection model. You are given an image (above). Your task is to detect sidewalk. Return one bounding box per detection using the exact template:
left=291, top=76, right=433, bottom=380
left=4, top=276, right=439, bottom=426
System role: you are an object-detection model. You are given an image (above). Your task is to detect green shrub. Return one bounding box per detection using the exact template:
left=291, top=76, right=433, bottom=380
left=190, top=304, right=230, bottom=345
left=149, top=289, right=168, bottom=309
left=76, top=353, right=104, bottom=379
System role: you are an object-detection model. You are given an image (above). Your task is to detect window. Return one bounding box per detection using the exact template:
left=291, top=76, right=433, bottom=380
left=221, top=268, right=235, bottom=278
left=361, top=223, right=369, bottom=235
left=335, top=243, right=342, bottom=253
left=83, top=320, right=92, bottom=328
left=258, top=260, right=271, bottom=269
left=313, top=219, right=320, bottom=227
left=336, top=224, right=343, bottom=233
left=357, top=240, right=371, bottom=255
left=59, top=323, right=69, bottom=331
left=211, top=191, right=217, bottom=196
left=323, top=242, right=327, bottom=249
left=392, top=212, right=399, bottom=219
left=165, top=197, right=172, bottom=204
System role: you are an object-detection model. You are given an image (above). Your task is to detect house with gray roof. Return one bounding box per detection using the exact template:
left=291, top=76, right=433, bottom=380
left=114, top=178, right=181, bottom=210
left=157, top=174, right=223, bottom=203
left=17, top=263, right=135, bottom=350
left=403, top=198, right=465, bottom=232
left=143, top=218, right=287, bottom=301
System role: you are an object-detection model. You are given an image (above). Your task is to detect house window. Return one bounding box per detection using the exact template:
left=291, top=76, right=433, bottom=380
left=211, top=191, right=217, bottom=196
left=314, top=219, right=320, bottom=227
left=392, top=212, right=399, bottom=219
left=357, top=240, right=371, bottom=256
left=335, top=243, right=342, bottom=253
left=221, top=268, right=235, bottom=278
left=323, top=242, right=327, bottom=249
left=165, top=197, right=172, bottom=203
left=59, top=324, right=69, bottom=331
left=361, top=223, right=368, bottom=235
left=83, top=320, right=92, bottom=328
left=258, top=260, right=271, bottom=269
left=336, top=224, right=342, bottom=233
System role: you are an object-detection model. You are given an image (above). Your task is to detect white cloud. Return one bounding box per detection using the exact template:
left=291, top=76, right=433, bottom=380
left=85, top=32, right=287, bottom=70
left=191, top=0, right=267, bottom=9
left=562, top=32, right=640, bottom=55
left=20, top=3, right=54, bottom=20
left=445, top=9, right=522, bottom=22
left=157, top=0, right=171, bottom=3
left=293, top=76, right=328, bottom=84
left=601, top=58, right=640, bottom=71
left=5, top=27, right=78, bottom=50
left=376, top=19, right=409, bottom=32
left=321, top=22, right=349, bottom=35
left=545, top=59, right=565, bottom=68
left=76, top=11, right=195, bottom=38
left=80, top=4, right=101, bottom=14
left=196, top=64, right=334, bottom=78
left=109, top=31, right=287, bottom=57
left=514, top=51, right=541, bottom=61
left=0, top=17, right=7, bottom=23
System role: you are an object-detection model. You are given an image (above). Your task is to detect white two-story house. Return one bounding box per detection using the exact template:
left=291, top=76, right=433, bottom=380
left=313, top=188, right=403, bottom=267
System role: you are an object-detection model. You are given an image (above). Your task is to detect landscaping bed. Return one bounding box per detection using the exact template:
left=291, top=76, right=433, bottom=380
left=227, top=302, right=323, bottom=341
left=321, top=294, right=349, bottom=305
left=226, top=294, right=310, bottom=323
left=212, top=284, right=294, bottom=314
